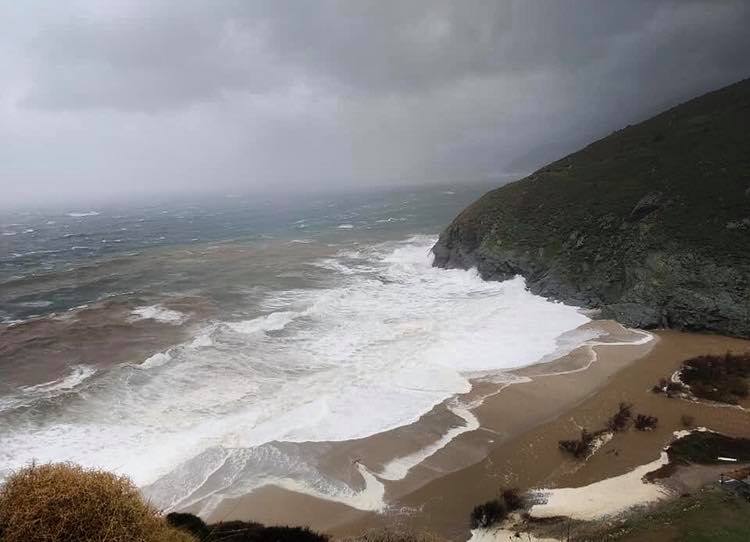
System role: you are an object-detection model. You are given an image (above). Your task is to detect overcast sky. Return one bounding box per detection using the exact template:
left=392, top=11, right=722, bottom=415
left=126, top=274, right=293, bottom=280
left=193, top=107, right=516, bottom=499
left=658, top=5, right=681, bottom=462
left=1, top=1, right=749, bottom=207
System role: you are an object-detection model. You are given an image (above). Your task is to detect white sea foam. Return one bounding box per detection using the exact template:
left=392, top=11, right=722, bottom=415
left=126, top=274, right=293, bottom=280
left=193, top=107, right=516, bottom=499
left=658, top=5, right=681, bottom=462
left=22, top=365, right=97, bottom=394
left=378, top=401, right=480, bottom=481
left=67, top=211, right=100, bottom=217
left=0, top=235, right=595, bottom=511
left=141, top=351, right=173, bottom=369
left=0, top=365, right=98, bottom=411
left=131, top=305, right=186, bottom=324
left=337, top=223, right=354, bottom=229
left=226, top=311, right=299, bottom=334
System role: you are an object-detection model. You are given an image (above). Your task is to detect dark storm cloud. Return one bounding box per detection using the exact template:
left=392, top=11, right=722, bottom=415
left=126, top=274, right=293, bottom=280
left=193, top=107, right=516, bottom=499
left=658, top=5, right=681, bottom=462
left=1, top=1, right=749, bottom=206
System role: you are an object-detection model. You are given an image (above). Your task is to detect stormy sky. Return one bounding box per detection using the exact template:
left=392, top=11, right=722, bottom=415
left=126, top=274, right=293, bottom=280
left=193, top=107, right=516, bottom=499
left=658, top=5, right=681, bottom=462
left=1, top=1, right=749, bottom=207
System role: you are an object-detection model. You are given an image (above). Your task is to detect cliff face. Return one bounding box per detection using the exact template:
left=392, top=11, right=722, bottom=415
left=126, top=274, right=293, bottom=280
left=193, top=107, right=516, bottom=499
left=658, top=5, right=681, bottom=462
left=433, top=79, right=750, bottom=337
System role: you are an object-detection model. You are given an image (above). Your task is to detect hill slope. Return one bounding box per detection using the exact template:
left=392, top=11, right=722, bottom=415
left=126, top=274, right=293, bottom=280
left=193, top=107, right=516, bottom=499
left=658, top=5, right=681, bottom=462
left=433, top=79, right=750, bottom=337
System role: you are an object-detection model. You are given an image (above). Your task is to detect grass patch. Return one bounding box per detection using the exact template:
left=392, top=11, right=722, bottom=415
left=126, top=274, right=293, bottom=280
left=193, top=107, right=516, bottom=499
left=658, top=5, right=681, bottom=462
left=590, top=486, right=750, bottom=542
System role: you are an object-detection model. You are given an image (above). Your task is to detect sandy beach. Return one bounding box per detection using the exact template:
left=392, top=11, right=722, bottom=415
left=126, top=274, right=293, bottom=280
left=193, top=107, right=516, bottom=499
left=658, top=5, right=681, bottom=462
left=199, top=324, right=749, bottom=540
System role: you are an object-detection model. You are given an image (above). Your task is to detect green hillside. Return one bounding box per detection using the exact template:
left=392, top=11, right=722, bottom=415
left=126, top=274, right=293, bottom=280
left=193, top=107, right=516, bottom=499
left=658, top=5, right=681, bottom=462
left=433, top=78, right=750, bottom=336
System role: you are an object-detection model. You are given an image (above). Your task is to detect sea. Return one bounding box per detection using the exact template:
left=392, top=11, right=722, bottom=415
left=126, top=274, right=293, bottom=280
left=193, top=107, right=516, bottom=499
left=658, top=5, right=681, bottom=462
left=0, top=182, right=595, bottom=513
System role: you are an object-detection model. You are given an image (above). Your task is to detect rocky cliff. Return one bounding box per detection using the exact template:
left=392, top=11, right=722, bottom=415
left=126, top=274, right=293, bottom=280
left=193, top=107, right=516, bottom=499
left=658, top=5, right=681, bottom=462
left=433, top=79, right=750, bottom=337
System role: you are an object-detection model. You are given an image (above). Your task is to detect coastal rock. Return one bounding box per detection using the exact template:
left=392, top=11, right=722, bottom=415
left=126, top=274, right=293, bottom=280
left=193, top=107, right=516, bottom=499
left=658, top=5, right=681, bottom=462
left=433, top=78, right=750, bottom=337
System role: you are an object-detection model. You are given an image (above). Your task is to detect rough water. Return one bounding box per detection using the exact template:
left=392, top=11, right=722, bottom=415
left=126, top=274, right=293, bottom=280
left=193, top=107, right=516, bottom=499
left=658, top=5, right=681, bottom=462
left=0, top=183, right=594, bottom=512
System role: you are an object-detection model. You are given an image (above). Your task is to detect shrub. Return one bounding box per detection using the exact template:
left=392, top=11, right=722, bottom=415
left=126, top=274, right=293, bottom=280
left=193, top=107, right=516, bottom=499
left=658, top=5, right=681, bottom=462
left=0, top=463, right=194, bottom=542
left=470, top=499, right=507, bottom=529
left=501, top=488, right=524, bottom=512
left=634, top=414, right=658, bottom=431
left=209, top=523, right=327, bottom=542
left=167, top=513, right=329, bottom=542
left=167, top=512, right=209, bottom=539
left=606, top=402, right=633, bottom=432
left=559, top=428, right=597, bottom=458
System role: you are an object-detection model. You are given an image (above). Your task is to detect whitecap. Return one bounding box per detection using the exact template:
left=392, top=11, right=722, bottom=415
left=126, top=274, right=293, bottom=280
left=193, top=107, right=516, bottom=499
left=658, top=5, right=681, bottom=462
left=226, top=311, right=299, bottom=334
left=131, top=305, right=186, bottom=325
left=67, top=211, right=100, bottom=217
left=0, top=235, right=600, bottom=511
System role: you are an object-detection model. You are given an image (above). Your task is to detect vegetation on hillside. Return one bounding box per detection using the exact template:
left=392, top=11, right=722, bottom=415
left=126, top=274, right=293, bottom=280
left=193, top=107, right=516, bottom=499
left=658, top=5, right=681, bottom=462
left=434, top=78, right=750, bottom=337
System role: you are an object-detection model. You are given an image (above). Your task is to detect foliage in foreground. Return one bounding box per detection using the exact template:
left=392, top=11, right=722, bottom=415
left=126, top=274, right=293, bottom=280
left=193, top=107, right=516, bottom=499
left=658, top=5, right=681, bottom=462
left=0, top=463, right=193, bottom=542
left=167, top=512, right=329, bottom=542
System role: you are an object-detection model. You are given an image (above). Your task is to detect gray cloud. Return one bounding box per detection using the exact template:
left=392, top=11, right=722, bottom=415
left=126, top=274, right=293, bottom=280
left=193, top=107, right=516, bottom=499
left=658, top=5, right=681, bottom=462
left=1, top=0, right=749, bottom=207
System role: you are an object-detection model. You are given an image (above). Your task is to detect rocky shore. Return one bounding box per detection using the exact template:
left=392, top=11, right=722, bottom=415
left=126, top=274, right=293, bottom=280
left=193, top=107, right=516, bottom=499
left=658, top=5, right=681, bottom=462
left=432, top=78, right=750, bottom=337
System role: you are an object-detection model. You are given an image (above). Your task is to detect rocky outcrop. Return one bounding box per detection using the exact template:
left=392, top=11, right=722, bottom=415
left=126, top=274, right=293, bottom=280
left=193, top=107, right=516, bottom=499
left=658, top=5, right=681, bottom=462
left=433, top=79, right=750, bottom=337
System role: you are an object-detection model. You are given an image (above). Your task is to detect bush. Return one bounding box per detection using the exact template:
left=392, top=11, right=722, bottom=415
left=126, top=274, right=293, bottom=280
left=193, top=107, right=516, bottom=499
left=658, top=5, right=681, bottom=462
left=167, top=512, right=209, bottom=539
left=470, top=499, right=507, bottom=529
left=167, top=513, right=329, bottom=542
left=501, top=488, right=524, bottom=512
left=559, top=429, right=597, bottom=459
left=0, top=463, right=194, bottom=542
left=606, top=402, right=633, bottom=432
left=634, top=414, right=658, bottom=431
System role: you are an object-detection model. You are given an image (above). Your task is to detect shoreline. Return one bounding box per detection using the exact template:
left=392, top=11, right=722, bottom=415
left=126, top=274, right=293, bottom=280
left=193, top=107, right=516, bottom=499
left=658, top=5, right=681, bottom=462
left=198, top=326, right=750, bottom=540
left=198, top=321, right=655, bottom=532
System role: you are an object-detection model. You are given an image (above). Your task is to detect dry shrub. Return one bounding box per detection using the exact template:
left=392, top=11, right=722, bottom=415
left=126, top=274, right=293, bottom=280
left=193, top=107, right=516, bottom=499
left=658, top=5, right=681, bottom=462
left=634, top=414, right=658, bottom=431
left=558, top=428, right=598, bottom=459
left=0, top=463, right=195, bottom=542
left=606, top=402, right=633, bottom=432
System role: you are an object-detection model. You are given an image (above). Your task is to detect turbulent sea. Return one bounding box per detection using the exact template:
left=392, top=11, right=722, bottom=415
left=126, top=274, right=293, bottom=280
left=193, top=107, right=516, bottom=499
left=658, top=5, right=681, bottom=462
left=0, top=183, right=593, bottom=513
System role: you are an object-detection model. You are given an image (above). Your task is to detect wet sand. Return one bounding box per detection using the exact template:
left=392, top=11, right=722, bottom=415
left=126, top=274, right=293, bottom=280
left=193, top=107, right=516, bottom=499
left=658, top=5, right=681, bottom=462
left=205, top=327, right=750, bottom=541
